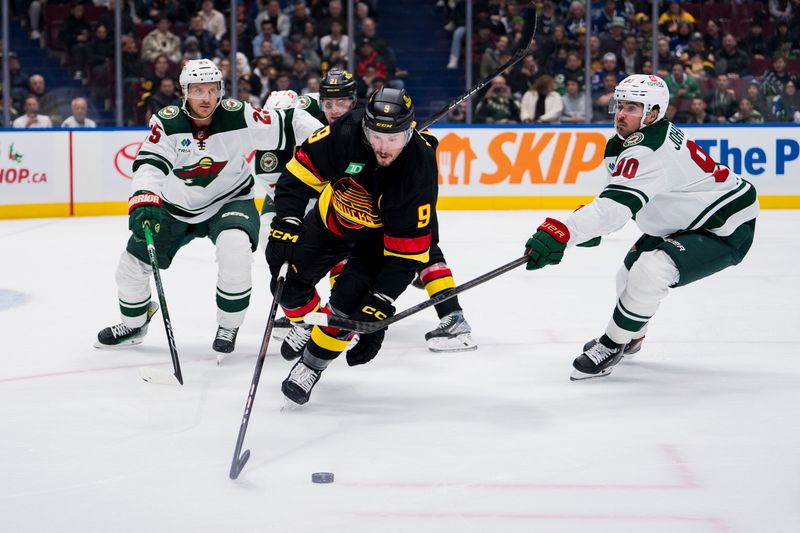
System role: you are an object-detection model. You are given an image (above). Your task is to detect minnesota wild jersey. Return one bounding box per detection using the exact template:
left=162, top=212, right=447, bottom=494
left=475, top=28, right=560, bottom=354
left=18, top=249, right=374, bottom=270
left=565, top=119, right=759, bottom=244
left=296, top=92, right=324, bottom=123
left=133, top=99, right=322, bottom=223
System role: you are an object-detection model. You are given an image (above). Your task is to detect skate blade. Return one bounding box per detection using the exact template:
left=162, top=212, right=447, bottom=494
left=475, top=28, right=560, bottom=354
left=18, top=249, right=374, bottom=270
left=271, top=328, right=290, bottom=341
left=570, top=367, right=614, bottom=381
left=216, top=352, right=228, bottom=365
left=93, top=338, right=144, bottom=349
left=280, top=399, right=303, bottom=412
left=139, top=367, right=182, bottom=385
left=426, top=334, right=478, bottom=353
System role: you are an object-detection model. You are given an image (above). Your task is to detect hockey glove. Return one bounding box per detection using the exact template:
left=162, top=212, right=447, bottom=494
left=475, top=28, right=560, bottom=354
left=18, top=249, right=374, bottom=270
left=128, top=190, right=162, bottom=240
left=525, top=217, right=570, bottom=270
left=266, top=217, right=304, bottom=274
left=346, top=292, right=396, bottom=367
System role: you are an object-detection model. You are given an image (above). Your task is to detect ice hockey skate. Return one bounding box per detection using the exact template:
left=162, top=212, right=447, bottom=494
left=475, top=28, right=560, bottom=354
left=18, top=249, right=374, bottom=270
left=281, top=323, right=312, bottom=360
left=281, top=360, right=323, bottom=405
left=271, top=315, right=292, bottom=341
left=213, top=326, right=239, bottom=364
left=94, top=302, right=159, bottom=349
left=582, top=335, right=645, bottom=359
left=424, top=311, right=477, bottom=352
left=571, top=336, right=625, bottom=381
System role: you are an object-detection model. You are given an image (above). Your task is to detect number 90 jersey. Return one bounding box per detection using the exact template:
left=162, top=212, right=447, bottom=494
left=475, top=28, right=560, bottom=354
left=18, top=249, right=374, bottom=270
left=566, top=120, right=759, bottom=245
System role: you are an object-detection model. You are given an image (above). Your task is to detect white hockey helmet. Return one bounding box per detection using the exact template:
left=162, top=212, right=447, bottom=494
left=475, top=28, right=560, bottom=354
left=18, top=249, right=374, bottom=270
left=613, top=74, right=670, bottom=132
left=265, top=90, right=299, bottom=110
left=179, top=59, right=224, bottom=117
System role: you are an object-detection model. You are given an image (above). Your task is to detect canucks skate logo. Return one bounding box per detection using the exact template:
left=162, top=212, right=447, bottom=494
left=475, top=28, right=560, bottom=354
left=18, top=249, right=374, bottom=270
left=174, top=157, right=227, bottom=187
left=330, top=178, right=382, bottom=229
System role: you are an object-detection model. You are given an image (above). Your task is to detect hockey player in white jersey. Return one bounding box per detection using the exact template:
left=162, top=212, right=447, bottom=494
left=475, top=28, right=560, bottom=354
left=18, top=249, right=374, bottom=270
left=95, top=59, right=322, bottom=355
left=523, top=74, right=758, bottom=380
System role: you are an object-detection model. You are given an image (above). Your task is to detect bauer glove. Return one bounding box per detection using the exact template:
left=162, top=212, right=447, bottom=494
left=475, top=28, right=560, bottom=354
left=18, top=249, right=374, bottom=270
left=128, top=190, right=162, bottom=240
left=266, top=217, right=304, bottom=274
left=525, top=217, right=569, bottom=270
left=346, top=292, right=395, bottom=367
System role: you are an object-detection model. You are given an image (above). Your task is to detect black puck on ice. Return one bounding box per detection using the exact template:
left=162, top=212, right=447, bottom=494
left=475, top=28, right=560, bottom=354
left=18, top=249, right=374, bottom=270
left=311, top=472, right=334, bottom=484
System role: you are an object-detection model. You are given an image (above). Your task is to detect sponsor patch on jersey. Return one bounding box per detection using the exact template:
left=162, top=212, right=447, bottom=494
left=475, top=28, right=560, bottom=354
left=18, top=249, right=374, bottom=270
left=623, top=132, right=645, bottom=147
left=158, top=105, right=179, bottom=119
left=259, top=152, right=278, bottom=173
left=298, top=95, right=312, bottom=110
left=345, top=162, right=364, bottom=174
left=221, top=99, right=243, bottom=111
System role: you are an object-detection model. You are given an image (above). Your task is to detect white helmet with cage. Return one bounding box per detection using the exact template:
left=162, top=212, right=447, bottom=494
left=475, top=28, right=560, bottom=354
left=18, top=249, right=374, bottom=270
left=265, top=90, right=299, bottom=110
left=613, top=74, right=670, bottom=135
left=179, top=59, right=224, bottom=117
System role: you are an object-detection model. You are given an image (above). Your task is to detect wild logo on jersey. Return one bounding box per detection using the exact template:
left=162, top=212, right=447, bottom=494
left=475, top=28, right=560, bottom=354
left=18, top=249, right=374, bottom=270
left=174, top=157, right=228, bottom=187
left=331, top=178, right=382, bottom=229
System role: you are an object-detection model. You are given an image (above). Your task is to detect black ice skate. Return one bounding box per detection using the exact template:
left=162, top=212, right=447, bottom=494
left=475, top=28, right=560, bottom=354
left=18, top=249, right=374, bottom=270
left=424, top=311, right=478, bottom=352
left=571, top=336, right=625, bottom=381
left=582, top=335, right=645, bottom=359
left=94, top=302, right=159, bottom=349
left=271, top=315, right=292, bottom=341
left=282, top=360, right=323, bottom=405
left=213, top=326, right=239, bottom=354
left=281, top=323, right=311, bottom=360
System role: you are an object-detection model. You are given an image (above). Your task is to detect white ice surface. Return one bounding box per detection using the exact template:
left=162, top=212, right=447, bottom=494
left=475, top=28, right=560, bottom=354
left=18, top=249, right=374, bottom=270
left=0, top=211, right=798, bottom=533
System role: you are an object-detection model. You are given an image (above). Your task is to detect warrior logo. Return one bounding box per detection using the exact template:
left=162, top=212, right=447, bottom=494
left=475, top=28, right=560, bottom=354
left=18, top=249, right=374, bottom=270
left=331, top=178, right=382, bottom=229
left=174, top=157, right=227, bottom=187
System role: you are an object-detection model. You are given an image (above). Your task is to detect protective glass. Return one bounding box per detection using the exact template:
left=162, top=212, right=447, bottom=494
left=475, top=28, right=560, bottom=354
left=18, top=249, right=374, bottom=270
left=363, top=125, right=412, bottom=150
left=321, top=98, right=354, bottom=111
left=608, top=98, right=644, bottom=116
left=187, top=86, right=222, bottom=99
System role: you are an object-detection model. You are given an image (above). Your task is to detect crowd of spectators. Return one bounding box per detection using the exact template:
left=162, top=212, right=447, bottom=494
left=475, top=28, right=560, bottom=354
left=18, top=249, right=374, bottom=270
left=5, top=0, right=401, bottom=127
left=442, top=0, right=800, bottom=124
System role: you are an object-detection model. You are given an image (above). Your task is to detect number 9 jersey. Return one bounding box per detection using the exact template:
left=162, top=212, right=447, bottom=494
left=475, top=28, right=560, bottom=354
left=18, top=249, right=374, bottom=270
left=564, top=119, right=759, bottom=245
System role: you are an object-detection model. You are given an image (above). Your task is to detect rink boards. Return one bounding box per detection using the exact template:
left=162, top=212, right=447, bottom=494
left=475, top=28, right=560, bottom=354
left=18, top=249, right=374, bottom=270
left=1, top=123, right=799, bottom=219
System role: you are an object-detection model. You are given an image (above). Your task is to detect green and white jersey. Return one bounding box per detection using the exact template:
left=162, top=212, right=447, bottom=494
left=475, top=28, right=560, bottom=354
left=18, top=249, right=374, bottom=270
left=252, top=99, right=323, bottom=200
left=296, top=92, right=324, bottom=122
left=565, top=120, right=759, bottom=245
left=133, top=99, right=322, bottom=223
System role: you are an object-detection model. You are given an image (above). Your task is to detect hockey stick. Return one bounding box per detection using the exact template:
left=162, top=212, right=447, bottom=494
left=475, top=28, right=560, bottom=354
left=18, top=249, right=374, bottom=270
left=417, top=3, right=538, bottom=130
left=138, top=221, right=184, bottom=386
left=304, top=255, right=529, bottom=334
left=229, top=262, right=290, bottom=480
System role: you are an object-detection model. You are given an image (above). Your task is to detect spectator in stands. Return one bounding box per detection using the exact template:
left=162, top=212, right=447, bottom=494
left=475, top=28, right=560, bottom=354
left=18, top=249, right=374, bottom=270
left=320, top=20, right=350, bottom=65
left=658, top=0, right=695, bottom=38
left=768, top=20, right=799, bottom=59
left=12, top=95, right=52, bottom=128
left=289, top=54, right=311, bottom=93
left=474, top=75, right=520, bottom=124
left=520, top=74, right=563, bottom=124
left=770, top=79, right=800, bottom=122
left=304, top=75, right=320, bottom=96
left=359, top=18, right=395, bottom=73
left=666, top=62, right=699, bottom=105
left=682, top=32, right=715, bottom=80
left=591, top=53, right=625, bottom=94
left=274, top=72, right=292, bottom=92
left=216, top=37, right=252, bottom=79
left=684, top=97, right=715, bottom=124
left=289, top=0, right=314, bottom=37
left=740, top=20, right=769, bottom=61
left=145, top=76, right=180, bottom=121
left=5, top=53, right=29, bottom=108
left=317, top=0, right=346, bottom=36
left=561, top=77, right=590, bottom=124
left=26, top=0, right=43, bottom=41
left=745, top=83, right=770, bottom=118
left=656, top=36, right=676, bottom=72
left=480, top=35, right=510, bottom=79
left=633, top=13, right=654, bottom=58
left=557, top=51, right=585, bottom=91
left=599, top=17, right=627, bottom=59
left=446, top=101, right=468, bottom=123
left=356, top=39, right=388, bottom=79
left=641, top=59, right=654, bottom=76
left=198, top=0, right=226, bottom=41
left=588, top=35, right=603, bottom=73
left=26, top=73, right=58, bottom=119
left=592, top=73, right=617, bottom=124
left=142, top=16, right=181, bottom=64
left=471, top=20, right=498, bottom=69
left=669, top=21, right=692, bottom=58
left=729, top=97, right=765, bottom=123
left=761, top=54, right=797, bottom=97
left=85, top=24, right=114, bottom=80
left=236, top=10, right=256, bottom=60
left=716, top=33, right=751, bottom=79
left=564, top=1, right=588, bottom=41
left=256, top=0, right=290, bottom=39
left=121, top=37, right=147, bottom=125
left=58, top=3, right=92, bottom=79
left=619, top=34, right=643, bottom=76
left=237, top=77, right=261, bottom=107
left=97, top=1, right=134, bottom=38
left=183, top=14, right=218, bottom=59
left=508, top=53, right=540, bottom=98
left=705, top=72, right=738, bottom=122
left=182, top=36, right=203, bottom=61
left=703, top=19, right=723, bottom=56
left=253, top=20, right=286, bottom=59
left=593, top=0, right=623, bottom=35
left=355, top=1, right=372, bottom=31
left=283, top=34, right=321, bottom=73
left=301, top=20, right=321, bottom=60
left=61, top=96, right=96, bottom=128
left=250, top=56, right=272, bottom=102
left=543, top=25, right=573, bottom=67
left=446, top=0, right=466, bottom=69
left=769, top=0, right=793, bottom=22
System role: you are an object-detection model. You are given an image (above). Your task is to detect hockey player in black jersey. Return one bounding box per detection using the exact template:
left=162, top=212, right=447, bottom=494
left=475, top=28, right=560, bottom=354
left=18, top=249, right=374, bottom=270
left=266, top=87, right=439, bottom=405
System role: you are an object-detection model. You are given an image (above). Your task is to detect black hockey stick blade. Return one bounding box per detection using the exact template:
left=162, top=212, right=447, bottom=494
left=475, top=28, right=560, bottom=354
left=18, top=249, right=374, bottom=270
left=304, top=255, right=530, bottom=333
left=418, top=3, right=538, bottom=130
left=229, top=262, right=289, bottom=480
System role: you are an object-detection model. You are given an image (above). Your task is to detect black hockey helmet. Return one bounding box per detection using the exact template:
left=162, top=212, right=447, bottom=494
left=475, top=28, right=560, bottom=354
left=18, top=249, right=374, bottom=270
left=319, top=69, right=356, bottom=100
left=363, top=87, right=415, bottom=133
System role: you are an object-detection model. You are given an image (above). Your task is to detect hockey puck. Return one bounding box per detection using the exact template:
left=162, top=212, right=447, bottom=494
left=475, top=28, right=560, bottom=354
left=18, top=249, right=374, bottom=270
left=311, top=472, right=334, bottom=484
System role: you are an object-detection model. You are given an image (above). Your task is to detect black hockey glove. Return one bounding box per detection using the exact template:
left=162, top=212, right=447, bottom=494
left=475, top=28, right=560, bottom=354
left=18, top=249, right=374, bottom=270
left=266, top=217, right=304, bottom=274
left=346, top=292, right=395, bottom=367
left=128, top=190, right=162, bottom=240
left=525, top=218, right=570, bottom=270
